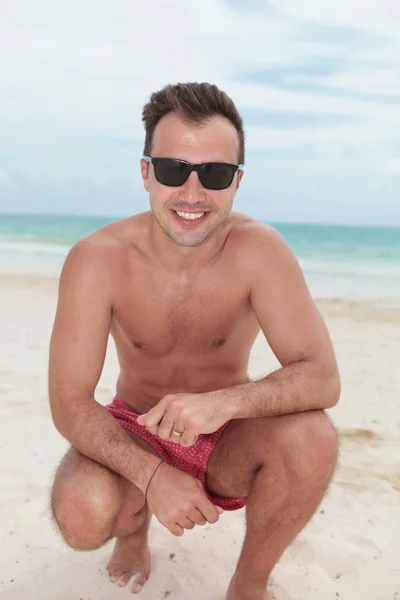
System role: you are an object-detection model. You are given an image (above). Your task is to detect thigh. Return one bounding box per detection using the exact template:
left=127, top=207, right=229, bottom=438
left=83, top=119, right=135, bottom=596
left=206, top=410, right=333, bottom=499
left=205, top=416, right=274, bottom=499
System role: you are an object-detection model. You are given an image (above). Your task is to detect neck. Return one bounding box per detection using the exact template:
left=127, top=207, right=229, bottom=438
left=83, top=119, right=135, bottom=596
left=147, top=213, right=230, bottom=272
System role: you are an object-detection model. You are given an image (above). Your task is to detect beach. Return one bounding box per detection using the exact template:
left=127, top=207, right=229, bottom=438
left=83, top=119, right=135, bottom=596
left=0, top=273, right=399, bottom=600
left=2, top=0, right=400, bottom=594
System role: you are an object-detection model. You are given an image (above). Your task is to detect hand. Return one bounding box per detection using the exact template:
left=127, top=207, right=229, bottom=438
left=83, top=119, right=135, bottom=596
left=136, top=392, right=230, bottom=447
left=146, top=461, right=223, bottom=536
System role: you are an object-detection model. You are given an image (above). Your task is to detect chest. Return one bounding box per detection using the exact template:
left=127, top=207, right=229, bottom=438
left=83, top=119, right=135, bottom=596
left=113, top=267, right=254, bottom=354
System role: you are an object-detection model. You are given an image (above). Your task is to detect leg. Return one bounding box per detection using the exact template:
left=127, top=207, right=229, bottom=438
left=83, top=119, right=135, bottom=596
left=206, top=410, right=338, bottom=600
left=51, top=434, right=158, bottom=593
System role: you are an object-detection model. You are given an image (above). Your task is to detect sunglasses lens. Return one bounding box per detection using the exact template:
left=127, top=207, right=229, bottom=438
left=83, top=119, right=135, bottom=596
left=154, top=159, right=190, bottom=186
left=199, top=163, right=236, bottom=190
left=151, top=158, right=237, bottom=190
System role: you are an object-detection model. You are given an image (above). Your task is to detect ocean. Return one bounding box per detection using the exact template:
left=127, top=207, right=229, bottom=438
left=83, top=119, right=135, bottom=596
left=1, top=212, right=399, bottom=303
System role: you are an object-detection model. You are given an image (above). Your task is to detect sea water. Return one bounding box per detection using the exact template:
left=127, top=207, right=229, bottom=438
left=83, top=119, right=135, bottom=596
left=1, top=213, right=399, bottom=303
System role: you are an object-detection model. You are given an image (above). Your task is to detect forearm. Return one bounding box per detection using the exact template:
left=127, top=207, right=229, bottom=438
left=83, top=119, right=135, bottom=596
left=218, top=360, right=340, bottom=420
left=51, top=395, right=161, bottom=493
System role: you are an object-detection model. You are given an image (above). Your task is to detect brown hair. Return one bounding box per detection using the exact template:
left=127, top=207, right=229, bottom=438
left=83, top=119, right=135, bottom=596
left=142, top=82, right=245, bottom=164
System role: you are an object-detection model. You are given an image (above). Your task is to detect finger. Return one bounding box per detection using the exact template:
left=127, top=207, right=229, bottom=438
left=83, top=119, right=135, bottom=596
left=142, top=402, right=169, bottom=434
left=171, top=428, right=185, bottom=444
left=145, top=406, right=166, bottom=429
left=137, top=408, right=162, bottom=435
left=169, top=523, right=184, bottom=537
left=136, top=414, right=146, bottom=426
left=157, top=415, right=176, bottom=440
left=169, top=418, right=186, bottom=444
left=188, top=508, right=207, bottom=526
left=178, top=516, right=196, bottom=530
left=181, top=434, right=198, bottom=447
left=180, top=430, right=198, bottom=447
left=198, top=498, right=221, bottom=524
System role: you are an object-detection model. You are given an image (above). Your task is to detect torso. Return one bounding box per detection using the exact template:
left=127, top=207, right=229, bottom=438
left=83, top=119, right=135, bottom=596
left=99, top=212, right=262, bottom=412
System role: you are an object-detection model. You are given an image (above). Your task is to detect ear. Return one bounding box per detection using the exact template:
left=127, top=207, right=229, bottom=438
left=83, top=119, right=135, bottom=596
left=140, top=158, right=150, bottom=192
left=236, top=169, right=244, bottom=190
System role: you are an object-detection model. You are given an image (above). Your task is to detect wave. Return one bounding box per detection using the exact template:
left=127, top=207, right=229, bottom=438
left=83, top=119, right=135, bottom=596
left=1, top=235, right=400, bottom=283
left=0, top=237, right=70, bottom=256
left=299, top=258, right=400, bottom=281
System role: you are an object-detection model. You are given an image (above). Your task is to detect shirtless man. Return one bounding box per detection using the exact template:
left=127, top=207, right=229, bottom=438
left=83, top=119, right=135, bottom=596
left=49, top=82, right=340, bottom=600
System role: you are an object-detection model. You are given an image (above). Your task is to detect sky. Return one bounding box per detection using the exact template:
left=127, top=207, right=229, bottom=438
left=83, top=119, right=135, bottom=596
left=1, top=0, right=400, bottom=225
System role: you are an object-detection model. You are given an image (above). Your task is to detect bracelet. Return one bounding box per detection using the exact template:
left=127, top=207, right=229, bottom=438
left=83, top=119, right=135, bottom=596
left=144, top=459, right=164, bottom=503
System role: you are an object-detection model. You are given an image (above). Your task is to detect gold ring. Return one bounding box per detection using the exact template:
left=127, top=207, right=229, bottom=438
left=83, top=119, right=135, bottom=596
left=172, top=429, right=183, bottom=437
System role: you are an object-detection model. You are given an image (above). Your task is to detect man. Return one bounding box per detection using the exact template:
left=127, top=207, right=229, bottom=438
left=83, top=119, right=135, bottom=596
left=49, top=82, right=340, bottom=600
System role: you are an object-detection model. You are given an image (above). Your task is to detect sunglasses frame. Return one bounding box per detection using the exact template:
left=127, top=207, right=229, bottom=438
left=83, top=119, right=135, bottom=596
left=143, top=156, right=243, bottom=190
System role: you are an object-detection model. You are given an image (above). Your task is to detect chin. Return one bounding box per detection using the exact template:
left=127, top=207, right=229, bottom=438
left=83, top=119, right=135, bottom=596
left=168, top=231, right=210, bottom=247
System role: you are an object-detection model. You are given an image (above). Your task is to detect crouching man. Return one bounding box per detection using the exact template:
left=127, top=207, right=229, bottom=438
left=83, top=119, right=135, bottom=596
left=49, top=81, right=340, bottom=600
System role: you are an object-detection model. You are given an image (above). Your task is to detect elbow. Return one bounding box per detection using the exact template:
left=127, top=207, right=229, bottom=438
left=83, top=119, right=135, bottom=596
left=50, top=399, right=67, bottom=436
left=49, top=394, right=77, bottom=439
left=324, top=367, right=341, bottom=409
left=49, top=392, right=94, bottom=440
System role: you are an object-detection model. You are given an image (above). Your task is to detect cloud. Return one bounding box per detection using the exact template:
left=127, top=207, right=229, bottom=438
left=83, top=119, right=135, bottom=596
left=0, top=0, right=400, bottom=224
left=274, top=0, right=400, bottom=35
left=385, top=158, right=400, bottom=174
left=283, top=68, right=400, bottom=98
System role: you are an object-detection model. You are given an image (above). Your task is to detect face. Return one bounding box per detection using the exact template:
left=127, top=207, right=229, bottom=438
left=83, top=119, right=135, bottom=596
left=140, top=112, right=244, bottom=248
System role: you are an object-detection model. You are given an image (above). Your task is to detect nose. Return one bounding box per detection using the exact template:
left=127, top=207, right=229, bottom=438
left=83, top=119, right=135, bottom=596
left=178, top=170, right=206, bottom=204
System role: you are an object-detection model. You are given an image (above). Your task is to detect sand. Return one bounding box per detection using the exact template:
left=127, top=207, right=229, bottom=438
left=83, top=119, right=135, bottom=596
left=0, top=274, right=399, bottom=600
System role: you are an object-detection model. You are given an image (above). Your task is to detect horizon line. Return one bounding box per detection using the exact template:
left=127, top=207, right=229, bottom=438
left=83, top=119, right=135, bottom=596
left=1, top=210, right=399, bottom=230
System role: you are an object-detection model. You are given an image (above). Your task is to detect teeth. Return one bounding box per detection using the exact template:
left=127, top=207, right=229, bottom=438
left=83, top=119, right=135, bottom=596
left=176, top=211, right=205, bottom=220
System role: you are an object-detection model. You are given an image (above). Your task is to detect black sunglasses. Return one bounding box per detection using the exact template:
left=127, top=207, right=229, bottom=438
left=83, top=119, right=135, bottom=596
left=144, top=156, right=243, bottom=191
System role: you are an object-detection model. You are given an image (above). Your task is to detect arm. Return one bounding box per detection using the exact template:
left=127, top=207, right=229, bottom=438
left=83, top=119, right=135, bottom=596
left=221, top=226, right=341, bottom=419
left=48, top=239, right=161, bottom=494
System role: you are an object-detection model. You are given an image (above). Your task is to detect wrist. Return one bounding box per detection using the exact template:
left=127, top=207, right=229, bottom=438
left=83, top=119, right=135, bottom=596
left=210, top=388, right=243, bottom=421
left=145, top=459, right=164, bottom=502
left=131, top=453, right=164, bottom=494
left=226, top=394, right=243, bottom=420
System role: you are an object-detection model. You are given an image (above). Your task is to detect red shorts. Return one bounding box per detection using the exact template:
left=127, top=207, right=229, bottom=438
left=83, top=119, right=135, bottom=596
left=106, top=395, right=246, bottom=511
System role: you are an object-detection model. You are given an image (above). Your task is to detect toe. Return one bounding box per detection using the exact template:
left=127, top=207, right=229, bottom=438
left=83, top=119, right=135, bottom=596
left=118, top=570, right=134, bottom=587
left=109, top=567, right=126, bottom=584
left=132, top=572, right=148, bottom=594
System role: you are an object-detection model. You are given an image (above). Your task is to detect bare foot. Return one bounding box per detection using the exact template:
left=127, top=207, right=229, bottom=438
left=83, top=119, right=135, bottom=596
left=106, top=516, right=151, bottom=594
left=226, top=575, right=273, bottom=600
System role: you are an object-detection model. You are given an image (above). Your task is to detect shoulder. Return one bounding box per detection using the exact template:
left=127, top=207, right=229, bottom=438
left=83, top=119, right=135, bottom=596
left=228, top=213, right=295, bottom=269
left=63, top=232, right=121, bottom=278
left=62, top=213, right=147, bottom=277
left=59, top=219, right=135, bottom=294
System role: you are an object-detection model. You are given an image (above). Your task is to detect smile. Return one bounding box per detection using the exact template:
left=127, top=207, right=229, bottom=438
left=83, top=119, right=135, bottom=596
left=171, top=210, right=210, bottom=227
left=175, top=211, right=205, bottom=220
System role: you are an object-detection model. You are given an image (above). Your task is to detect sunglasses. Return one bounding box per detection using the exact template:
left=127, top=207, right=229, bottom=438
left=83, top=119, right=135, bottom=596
left=144, top=156, right=243, bottom=191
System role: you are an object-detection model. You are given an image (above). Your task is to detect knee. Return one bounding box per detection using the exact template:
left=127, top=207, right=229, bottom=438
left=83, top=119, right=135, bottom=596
left=280, top=410, right=338, bottom=484
left=51, top=476, right=119, bottom=551
left=313, top=411, right=338, bottom=470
